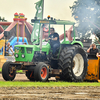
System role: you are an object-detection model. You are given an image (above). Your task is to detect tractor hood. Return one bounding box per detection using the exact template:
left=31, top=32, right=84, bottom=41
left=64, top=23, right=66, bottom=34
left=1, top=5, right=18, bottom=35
left=14, top=42, right=50, bottom=62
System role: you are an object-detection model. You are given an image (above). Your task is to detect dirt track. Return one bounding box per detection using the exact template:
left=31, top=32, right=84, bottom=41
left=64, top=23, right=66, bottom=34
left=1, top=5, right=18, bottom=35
left=0, top=74, right=100, bottom=100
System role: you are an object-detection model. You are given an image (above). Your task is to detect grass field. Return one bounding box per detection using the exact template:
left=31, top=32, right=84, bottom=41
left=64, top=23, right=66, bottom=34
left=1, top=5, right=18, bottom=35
left=0, top=68, right=24, bottom=73
left=0, top=68, right=100, bottom=87
left=0, top=81, right=100, bottom=87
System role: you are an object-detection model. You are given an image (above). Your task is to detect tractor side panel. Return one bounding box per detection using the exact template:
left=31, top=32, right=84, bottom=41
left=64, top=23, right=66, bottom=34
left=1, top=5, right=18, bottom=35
left=85, top=59, right=99, bottom=81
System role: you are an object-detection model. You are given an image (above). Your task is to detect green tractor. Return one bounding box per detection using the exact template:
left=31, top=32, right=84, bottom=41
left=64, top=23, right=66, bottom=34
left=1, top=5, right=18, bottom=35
left=2, top=17, right=87, bottom=82
left=96, top=44, right=100, bottom=52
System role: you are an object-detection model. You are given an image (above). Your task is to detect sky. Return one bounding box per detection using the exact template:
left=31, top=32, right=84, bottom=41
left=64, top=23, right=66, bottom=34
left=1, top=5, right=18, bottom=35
left=0, top=0, right=76, bottom=23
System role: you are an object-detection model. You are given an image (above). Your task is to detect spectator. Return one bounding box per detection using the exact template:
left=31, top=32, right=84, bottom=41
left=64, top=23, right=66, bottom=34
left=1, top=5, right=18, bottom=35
left=87, top=43, right=99, bottom=57
left=6, top=42, right=14, bottom=56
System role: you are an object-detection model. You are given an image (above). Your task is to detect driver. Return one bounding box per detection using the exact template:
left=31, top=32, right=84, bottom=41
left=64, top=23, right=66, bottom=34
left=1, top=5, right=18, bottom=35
left=46, top=27, right=60, bottom=57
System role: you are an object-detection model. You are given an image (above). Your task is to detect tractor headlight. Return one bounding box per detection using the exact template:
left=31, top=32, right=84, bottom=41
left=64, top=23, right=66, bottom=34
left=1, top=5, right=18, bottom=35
left=22, top=54, right=25, bottom=58
left=15, top=54, right=19, bottom=58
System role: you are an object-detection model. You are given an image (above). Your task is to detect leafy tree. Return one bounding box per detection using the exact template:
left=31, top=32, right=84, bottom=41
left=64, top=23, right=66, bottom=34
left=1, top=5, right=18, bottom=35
left=70, top=0, right=100, bottom=37
left=0, top=16, right=8, bottom=31
left=0, top=16, right=7, bottom=22
left=0, top=16, right=1, bottom=21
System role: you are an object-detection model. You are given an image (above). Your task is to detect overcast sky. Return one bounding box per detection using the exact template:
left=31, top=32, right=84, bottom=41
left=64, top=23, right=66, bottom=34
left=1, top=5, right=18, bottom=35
left=0, top=0, right=76, bottom=22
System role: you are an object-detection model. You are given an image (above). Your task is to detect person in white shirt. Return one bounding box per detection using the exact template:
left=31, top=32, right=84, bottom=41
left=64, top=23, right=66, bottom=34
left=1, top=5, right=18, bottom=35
left=6, top=42, right=14, bottom=56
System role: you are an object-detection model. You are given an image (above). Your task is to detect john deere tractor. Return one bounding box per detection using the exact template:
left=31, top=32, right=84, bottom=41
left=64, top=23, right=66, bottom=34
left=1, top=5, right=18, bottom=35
left=2, top=17, right=87, bottom=82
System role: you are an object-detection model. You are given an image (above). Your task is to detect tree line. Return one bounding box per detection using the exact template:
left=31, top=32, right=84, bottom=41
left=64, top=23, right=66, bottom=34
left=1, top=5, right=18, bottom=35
left=70, top=0, right=100, bottom=43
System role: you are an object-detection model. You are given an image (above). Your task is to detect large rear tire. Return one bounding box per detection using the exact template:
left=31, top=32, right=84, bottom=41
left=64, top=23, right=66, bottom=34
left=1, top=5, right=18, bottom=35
left=58, top=46, right=87, bottom=82
left=34, top=62, right=49, bottom=82
left=2, top=61, right=16, bottom=81
left=25, top=71, right=35, bottom=81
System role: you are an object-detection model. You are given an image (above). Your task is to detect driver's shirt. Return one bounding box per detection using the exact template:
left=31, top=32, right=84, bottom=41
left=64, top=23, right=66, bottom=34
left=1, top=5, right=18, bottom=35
left=49, top=33, right=60, bottom=45
left=90, top=48, right=99, bottom=55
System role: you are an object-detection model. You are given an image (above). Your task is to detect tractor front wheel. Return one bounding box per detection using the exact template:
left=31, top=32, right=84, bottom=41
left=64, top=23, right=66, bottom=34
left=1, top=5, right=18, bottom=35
left=2, top=61, right=16, bottom=81
left=34, top=62, right=49, bottom=82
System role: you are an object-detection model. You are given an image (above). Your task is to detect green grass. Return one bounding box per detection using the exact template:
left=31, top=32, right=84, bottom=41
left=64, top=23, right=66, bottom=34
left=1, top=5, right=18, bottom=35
left=0, top=68, right=1, bottom=72
left=0, top=81, right=100, bottom=87
left=0, top=68, right=24, bottom=73
left=0, top=69, right=100, bottom=87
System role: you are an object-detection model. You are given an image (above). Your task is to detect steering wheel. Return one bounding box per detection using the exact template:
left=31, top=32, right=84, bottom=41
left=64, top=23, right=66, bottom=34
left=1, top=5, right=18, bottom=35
left=44, top=38, right=50, bottom=43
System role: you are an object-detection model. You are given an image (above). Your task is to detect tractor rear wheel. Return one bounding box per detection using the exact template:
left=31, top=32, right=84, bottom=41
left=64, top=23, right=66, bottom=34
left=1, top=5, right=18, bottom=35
left=25, top=71, right=35, bottom=81
left=34, top=62, right=49, bottom=82
left=2, top=61, right=16, bottom=81
left=58, top=46, right=87, bottom=82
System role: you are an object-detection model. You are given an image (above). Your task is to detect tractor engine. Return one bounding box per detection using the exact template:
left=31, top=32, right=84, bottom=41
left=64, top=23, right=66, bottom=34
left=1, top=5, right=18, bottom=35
left=33, top=51, right=47, bottom=62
